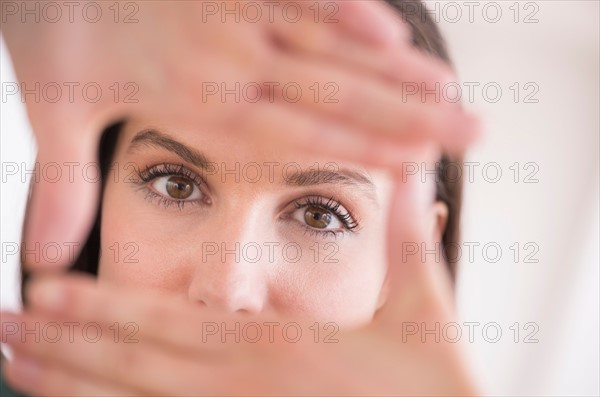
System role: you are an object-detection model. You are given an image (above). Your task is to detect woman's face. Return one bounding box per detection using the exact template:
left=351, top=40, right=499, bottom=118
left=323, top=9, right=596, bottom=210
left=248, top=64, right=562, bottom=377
left=97, top=120, right=437, bottom=328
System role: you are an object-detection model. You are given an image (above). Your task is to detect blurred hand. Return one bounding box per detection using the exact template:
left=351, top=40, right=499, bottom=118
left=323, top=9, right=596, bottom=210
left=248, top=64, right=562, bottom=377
left=2, top=0, right=476, bottom=270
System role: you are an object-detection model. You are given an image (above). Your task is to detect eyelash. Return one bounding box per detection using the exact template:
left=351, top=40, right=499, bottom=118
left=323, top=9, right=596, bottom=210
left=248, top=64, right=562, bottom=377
left=291, top=196, right=360, bottom=238
left=132, top=163, right=206, bottom=210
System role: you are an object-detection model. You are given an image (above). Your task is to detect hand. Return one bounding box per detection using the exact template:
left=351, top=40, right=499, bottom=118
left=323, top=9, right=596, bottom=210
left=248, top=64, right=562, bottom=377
left=2, top=0, right=476, bottom=270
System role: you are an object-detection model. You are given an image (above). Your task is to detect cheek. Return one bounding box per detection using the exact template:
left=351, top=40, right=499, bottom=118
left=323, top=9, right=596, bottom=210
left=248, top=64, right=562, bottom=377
left=272, top=230, right=388, bottom=327
left=97, top=182, right=196, bottom=294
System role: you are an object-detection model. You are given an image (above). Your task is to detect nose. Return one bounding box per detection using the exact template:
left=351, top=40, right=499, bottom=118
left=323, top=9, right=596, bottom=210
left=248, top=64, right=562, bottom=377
left=187, top=210, right=269, bottom=314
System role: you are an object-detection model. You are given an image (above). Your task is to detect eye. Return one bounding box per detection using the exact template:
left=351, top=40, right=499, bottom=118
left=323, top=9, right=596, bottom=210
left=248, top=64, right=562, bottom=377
left=289, top=196, right=359, bottom=236
left=150, top=175, right=201, bottom=201
left=132, top=163, right=208, bottom=209
left=294, top=205, right=343, bottom=230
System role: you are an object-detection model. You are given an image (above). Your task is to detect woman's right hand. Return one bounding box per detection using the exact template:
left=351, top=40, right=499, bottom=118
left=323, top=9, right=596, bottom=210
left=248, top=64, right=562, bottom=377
left=2, top=0, right=475, bottom=271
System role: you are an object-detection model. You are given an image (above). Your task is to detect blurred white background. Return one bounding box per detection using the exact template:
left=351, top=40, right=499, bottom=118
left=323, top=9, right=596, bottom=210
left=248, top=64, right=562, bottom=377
left=1, top=1, right=599, bottom=395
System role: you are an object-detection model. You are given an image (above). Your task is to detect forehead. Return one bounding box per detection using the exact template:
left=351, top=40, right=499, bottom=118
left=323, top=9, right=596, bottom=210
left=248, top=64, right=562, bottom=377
left=119, top=119, right=340, bottom=167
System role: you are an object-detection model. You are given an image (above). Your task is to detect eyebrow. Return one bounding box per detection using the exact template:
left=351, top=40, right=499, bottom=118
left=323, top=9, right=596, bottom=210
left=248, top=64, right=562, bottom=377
left=129, top=129, right=212, bottom=169
left=127, top=129, right=377, bottom=201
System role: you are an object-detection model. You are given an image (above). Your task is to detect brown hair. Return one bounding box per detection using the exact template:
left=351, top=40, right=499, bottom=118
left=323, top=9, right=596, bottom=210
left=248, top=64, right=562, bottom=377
left=21, top=0, right=463, bottom=302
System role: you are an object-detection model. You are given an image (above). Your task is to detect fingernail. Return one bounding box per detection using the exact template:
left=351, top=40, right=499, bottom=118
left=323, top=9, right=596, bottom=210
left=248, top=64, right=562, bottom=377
left=366, top=11, right=405, bottom=46
left=28, top=278, right=65, bottom=312
left=344, top=1, right=407, bottom=47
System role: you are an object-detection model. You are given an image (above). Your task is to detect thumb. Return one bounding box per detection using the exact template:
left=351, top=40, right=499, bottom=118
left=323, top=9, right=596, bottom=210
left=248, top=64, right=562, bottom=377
left=373, top=145, right=455, bottom=331
left=21, top=119, right=103, bottom=272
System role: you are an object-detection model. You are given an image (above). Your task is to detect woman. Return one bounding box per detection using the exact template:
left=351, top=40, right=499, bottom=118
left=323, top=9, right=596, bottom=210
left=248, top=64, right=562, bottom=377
left=2, top=0, right=480, bottom=395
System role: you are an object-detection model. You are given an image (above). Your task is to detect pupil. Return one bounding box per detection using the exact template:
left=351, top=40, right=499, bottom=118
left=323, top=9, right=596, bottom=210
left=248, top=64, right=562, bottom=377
left=305, top=206, right=332, bottom=228
left=167, top=176, right=193, bottom=199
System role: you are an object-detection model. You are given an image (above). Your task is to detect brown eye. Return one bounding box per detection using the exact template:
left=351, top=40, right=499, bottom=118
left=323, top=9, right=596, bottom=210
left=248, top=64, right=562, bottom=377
left=166, top=176, right=193, bottom=199
left=304, top=206, right=333, bottom=229
left=151, top=175, right=201, bottom=201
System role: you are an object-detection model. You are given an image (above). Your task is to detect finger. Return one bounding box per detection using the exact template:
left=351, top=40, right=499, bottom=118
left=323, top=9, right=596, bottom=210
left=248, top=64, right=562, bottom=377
left=225, top=95, right=476, bottom=173
left=259, top=53, right=479, bottom=154
left=373, top=144, right=456, bottom=331
left=366, top=150, right=481, bottom=395
left=225, top=100, right=419, bottom=170
left=2, top=310, right=253, bottom=396
left=24, top=275, right=247, bottom=355
left=21, top=118, right=103, bottom=272
left=3, top=352, right=139, bottom=397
